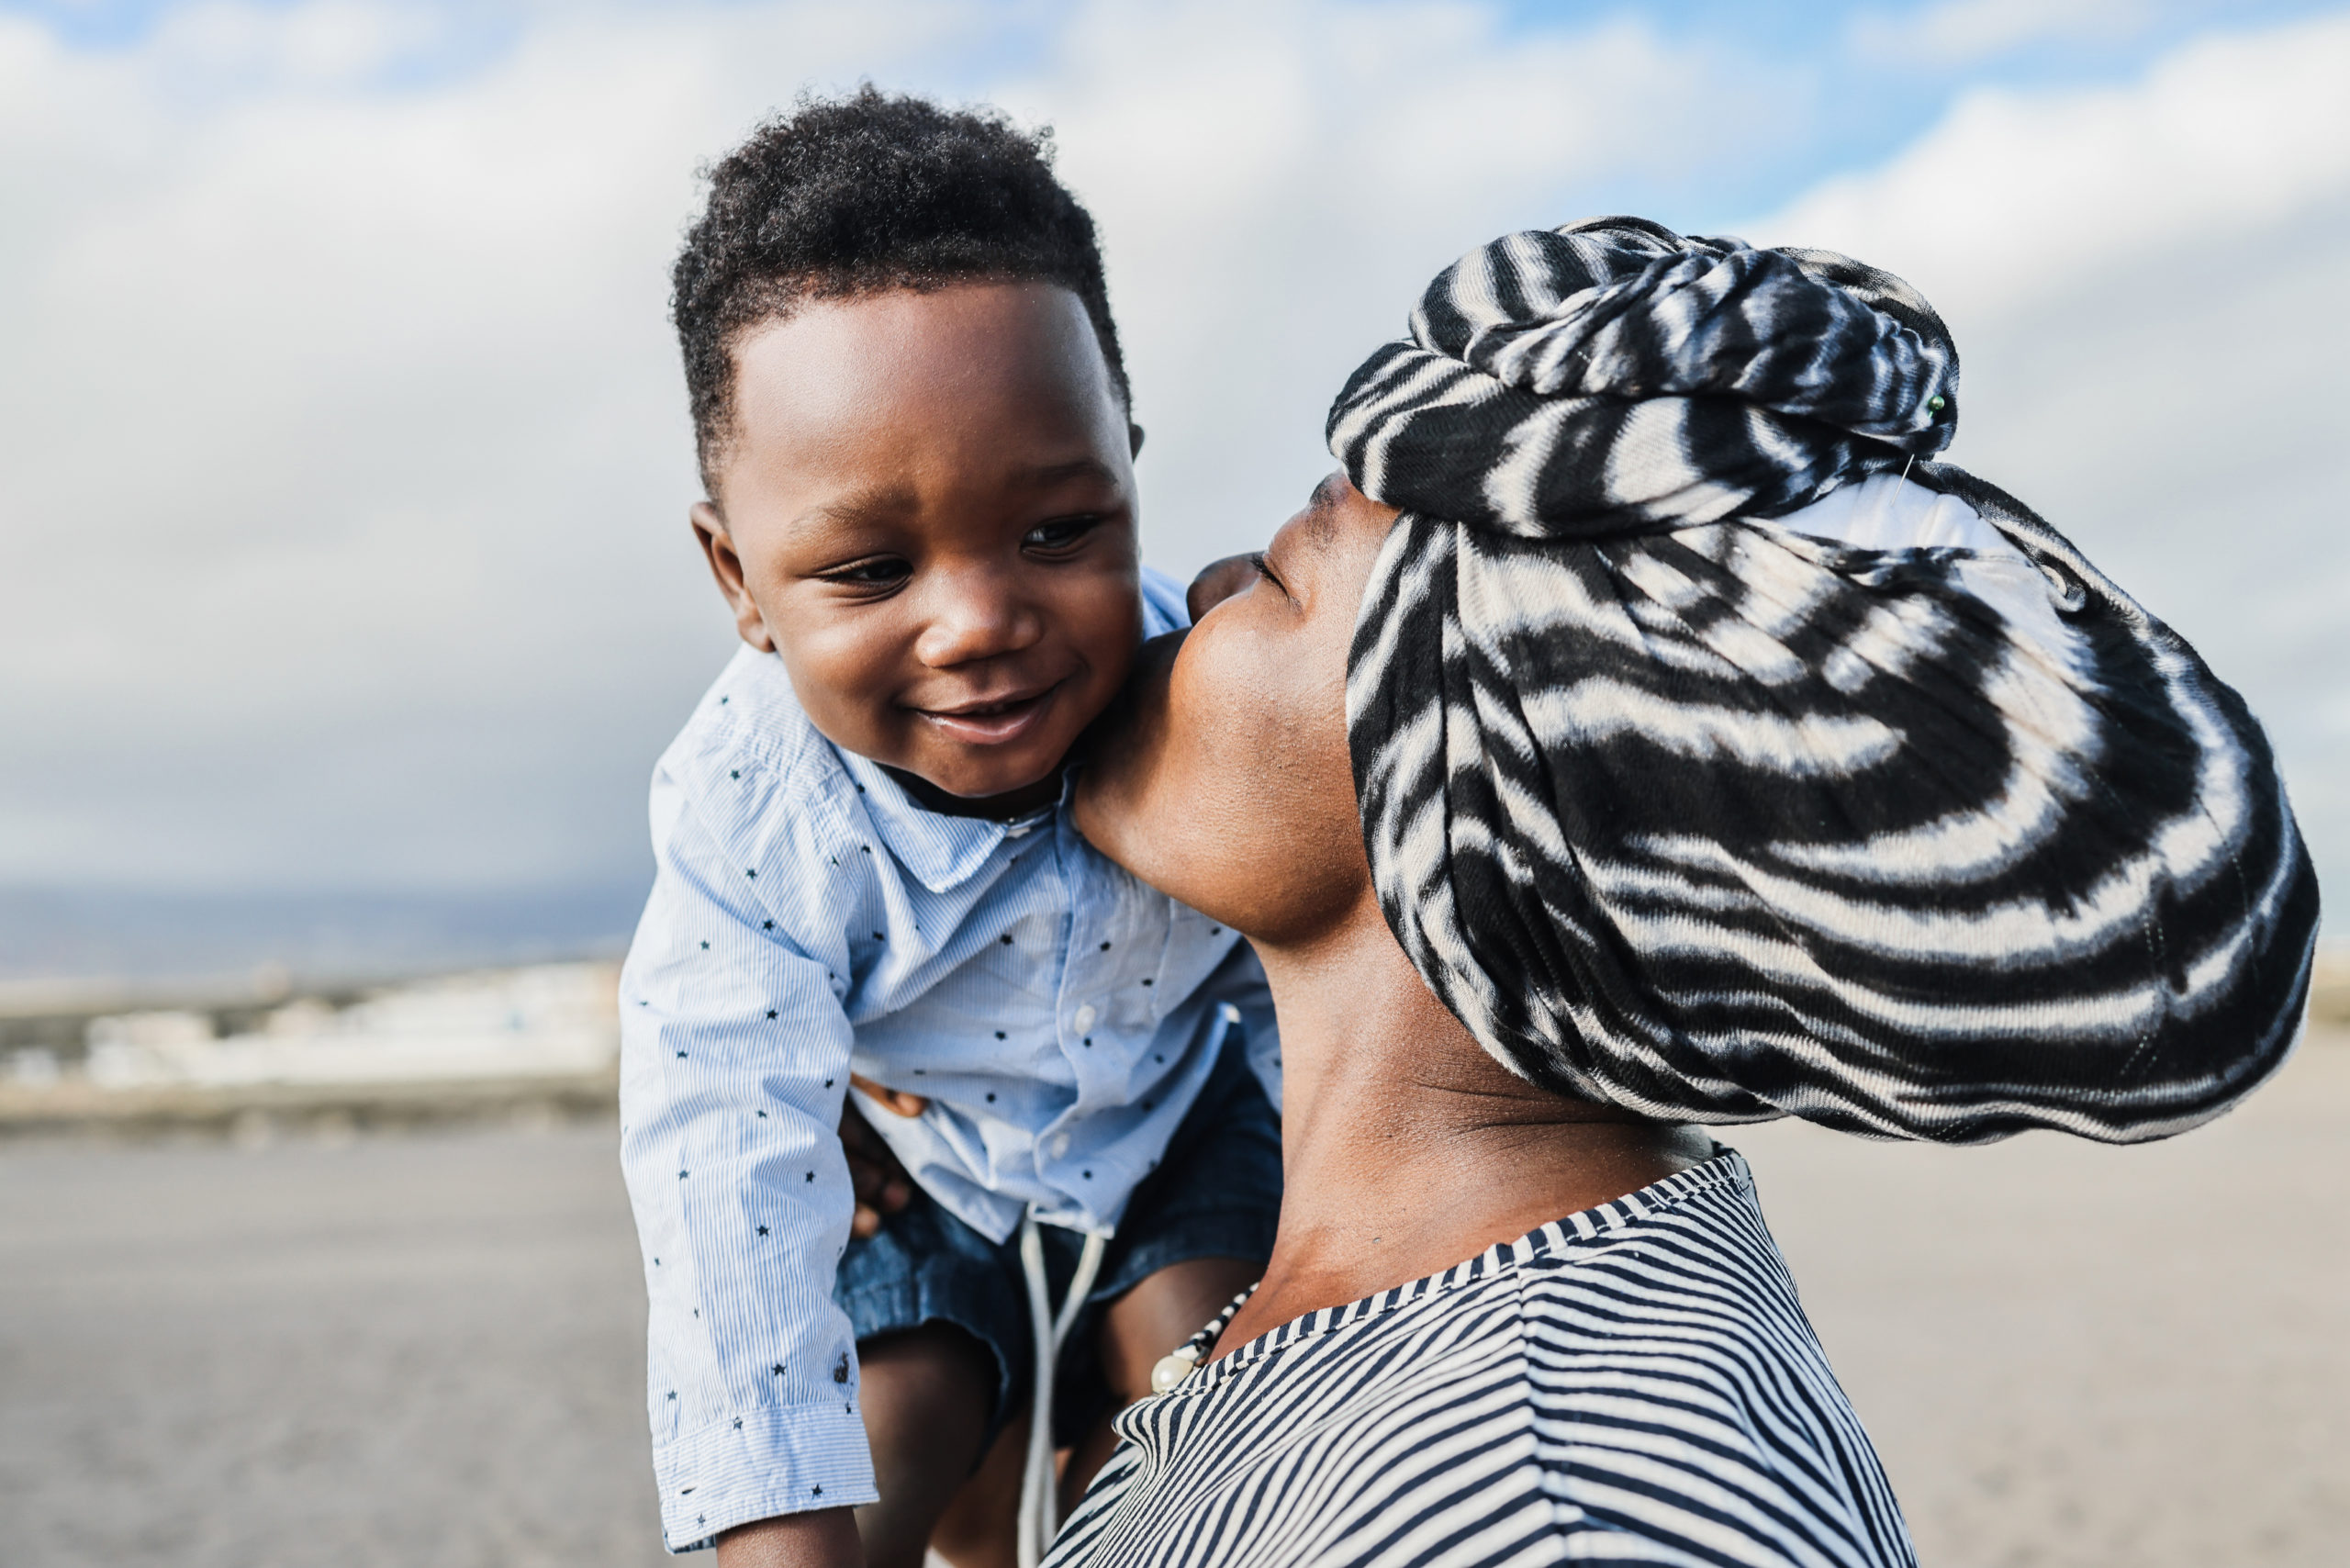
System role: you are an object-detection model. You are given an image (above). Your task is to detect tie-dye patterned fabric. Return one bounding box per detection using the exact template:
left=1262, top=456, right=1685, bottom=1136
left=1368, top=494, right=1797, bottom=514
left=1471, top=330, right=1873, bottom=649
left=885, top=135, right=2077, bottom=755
left=1327, top=217, right=2316, bottom=1142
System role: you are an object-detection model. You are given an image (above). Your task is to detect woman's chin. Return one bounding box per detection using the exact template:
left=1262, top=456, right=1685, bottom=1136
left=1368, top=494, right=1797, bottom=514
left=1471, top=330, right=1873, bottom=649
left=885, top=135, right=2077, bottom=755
left=1069, top=635, right=1181, bottom=849
left=1069, top=754, right=1152, bottom=874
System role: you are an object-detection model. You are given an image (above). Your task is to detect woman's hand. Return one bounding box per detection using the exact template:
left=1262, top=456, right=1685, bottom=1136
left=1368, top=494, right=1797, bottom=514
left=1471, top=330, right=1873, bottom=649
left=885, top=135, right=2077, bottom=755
left=841, top=1079, right=923, bottom=1238
left=715, top=1507, right=863, bottom=1567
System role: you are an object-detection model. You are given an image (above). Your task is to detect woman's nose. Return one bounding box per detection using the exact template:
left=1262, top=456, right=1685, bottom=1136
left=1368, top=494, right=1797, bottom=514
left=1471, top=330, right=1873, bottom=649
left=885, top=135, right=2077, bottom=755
left=1187, top=554, right=1258, bottom=623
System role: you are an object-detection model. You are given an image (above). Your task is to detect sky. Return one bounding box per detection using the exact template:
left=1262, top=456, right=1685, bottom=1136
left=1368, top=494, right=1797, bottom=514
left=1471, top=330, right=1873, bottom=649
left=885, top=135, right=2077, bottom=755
left=2, top=0, right=2345, bottom=973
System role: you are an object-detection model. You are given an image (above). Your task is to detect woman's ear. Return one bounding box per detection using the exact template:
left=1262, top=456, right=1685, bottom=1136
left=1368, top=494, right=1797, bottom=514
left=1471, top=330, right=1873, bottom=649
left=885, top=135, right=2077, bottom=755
left=1129, top=422, right=1146, bottom=459
left=690, top=500, right=775, bottom=653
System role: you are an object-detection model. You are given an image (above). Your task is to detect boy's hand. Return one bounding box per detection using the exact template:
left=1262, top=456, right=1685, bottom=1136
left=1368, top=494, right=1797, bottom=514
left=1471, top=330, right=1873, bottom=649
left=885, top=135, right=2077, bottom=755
left=841, top=1080, right=922, bottom=1238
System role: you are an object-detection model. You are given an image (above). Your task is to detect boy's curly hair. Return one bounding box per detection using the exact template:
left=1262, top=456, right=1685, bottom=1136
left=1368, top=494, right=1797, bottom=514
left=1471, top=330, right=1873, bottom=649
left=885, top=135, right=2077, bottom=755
left=674, top=86, right=1131, bottom=494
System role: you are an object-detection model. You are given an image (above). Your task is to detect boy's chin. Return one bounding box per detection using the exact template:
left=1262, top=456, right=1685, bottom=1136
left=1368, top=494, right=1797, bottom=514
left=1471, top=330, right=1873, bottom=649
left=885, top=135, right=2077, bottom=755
left=883, top=745, right=1069, bottom=819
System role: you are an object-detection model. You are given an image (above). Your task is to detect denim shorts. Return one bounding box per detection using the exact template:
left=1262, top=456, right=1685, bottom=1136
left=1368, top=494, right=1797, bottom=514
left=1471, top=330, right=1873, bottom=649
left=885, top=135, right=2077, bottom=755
left=834, top=1033, right=1281, bottom=1448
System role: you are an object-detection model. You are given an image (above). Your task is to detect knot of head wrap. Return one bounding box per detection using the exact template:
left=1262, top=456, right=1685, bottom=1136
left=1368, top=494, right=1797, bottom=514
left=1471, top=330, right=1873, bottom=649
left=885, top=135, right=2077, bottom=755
left=1330, top=217, right=1958, bottom=539
left=1330, top=217, right=2316, bottom=1146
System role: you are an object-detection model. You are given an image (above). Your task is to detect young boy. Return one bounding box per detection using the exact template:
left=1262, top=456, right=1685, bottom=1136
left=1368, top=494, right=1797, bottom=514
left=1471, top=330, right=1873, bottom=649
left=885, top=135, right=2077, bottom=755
left=618, top=91, right=1281, bottom=1568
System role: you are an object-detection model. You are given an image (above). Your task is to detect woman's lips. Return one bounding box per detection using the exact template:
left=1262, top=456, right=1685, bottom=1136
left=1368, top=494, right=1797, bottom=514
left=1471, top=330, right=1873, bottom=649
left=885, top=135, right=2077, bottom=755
left=913, top=681, right=1063, bottom=746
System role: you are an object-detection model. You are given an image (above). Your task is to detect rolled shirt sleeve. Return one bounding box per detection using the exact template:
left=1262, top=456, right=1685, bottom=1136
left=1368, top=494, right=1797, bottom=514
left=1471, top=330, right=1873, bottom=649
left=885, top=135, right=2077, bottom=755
left=620, top=772, right=878, bottom=1551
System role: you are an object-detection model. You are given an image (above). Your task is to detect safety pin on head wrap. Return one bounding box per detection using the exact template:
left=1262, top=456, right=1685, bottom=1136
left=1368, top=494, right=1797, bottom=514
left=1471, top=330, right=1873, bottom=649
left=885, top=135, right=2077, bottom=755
left=1903, top=393, right=1948, bottom=484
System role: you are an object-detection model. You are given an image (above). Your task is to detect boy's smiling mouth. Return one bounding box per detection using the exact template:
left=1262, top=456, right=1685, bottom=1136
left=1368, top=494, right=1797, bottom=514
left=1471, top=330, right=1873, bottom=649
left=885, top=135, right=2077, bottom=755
left=911, top=679, right=1065, bottom=745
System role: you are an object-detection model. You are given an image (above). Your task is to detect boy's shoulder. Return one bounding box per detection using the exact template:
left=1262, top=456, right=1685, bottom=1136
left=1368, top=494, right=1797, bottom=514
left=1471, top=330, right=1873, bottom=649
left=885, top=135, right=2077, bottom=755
left=646, top=647, right=893, bottom=958
left=658, top=643, right=845, bottom=811
left=1139, top=563, right=1187, bottom=638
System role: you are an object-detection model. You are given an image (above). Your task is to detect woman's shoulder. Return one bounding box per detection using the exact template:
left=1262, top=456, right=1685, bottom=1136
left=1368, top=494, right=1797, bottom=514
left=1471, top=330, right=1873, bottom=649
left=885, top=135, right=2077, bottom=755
left=1515, top=1150, right=1917, bottom=1567
left=1051, top=1154, right=1914, bottom=1568
left=1512, top=1151, right=1820, bottom=1403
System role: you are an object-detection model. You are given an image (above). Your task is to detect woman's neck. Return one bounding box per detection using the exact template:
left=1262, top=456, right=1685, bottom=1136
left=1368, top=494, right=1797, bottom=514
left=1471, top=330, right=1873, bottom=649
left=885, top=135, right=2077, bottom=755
left=1217, top=907, right=1712, bottom=1357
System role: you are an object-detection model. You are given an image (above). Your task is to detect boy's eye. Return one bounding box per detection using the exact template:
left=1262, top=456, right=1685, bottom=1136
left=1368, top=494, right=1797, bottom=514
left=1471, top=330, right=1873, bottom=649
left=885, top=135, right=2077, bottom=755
left=820, top=556, right=912, bottom=590
left=1023, top=515, right=1101, bottom=553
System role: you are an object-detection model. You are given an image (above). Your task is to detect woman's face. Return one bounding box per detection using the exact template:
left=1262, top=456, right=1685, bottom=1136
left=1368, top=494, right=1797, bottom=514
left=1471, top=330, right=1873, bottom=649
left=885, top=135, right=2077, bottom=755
left=1073, top=475, right=1401, bottom=946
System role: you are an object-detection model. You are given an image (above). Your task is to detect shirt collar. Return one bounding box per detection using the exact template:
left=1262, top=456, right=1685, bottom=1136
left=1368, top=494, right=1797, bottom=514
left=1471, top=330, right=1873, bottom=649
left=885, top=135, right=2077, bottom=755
left=834, top=747, right=1054, bottom=894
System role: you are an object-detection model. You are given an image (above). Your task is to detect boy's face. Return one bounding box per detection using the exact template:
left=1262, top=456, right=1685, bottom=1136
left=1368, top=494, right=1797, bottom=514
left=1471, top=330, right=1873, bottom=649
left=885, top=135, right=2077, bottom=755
left=695, top=282, right=1143, bottom=813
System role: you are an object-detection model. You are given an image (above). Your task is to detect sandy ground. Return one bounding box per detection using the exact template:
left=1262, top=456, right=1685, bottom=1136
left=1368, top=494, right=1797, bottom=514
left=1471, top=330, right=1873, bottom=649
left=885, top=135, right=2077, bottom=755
left=1734, top=1032, right=2350, bottom=1567
left=1, top=1038, right=2343, bottom=1568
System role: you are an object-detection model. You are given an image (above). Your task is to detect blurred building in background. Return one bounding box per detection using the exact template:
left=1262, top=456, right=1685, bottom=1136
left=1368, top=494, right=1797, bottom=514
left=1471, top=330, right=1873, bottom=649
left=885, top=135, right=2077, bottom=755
left=1, top=961, right=621, bottom=1136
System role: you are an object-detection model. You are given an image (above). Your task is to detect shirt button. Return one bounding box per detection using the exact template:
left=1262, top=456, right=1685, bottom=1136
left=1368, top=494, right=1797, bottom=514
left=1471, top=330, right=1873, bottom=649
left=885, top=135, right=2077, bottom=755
left=1050, top=1133, right=1072, bottom=1158
left=1073, top=1004, right=1097, bottom=1033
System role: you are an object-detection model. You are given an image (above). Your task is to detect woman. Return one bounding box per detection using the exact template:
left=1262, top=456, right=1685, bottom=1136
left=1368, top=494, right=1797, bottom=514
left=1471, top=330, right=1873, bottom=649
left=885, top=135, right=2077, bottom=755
left=1047, top=218, right=2315, bottom=1567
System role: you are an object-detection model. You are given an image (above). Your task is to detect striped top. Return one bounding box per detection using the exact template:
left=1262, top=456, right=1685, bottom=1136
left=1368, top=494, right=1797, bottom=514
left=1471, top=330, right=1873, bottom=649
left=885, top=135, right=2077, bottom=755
left=1045, top=1152, right=1915, bottom=1568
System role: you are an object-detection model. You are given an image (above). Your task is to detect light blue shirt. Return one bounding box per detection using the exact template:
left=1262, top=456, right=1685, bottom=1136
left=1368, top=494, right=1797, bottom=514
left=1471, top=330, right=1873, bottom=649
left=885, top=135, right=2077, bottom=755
left=618, top=568, right=1277, bottom=1551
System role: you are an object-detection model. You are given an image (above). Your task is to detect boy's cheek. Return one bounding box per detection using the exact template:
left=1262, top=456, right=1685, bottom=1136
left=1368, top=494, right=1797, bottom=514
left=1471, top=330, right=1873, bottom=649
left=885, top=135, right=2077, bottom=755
left=769, top=623, right=913, bottom=759
left=798, top=688, right=909, bottom=769
left=1061, top=577, right=1148, bottom=688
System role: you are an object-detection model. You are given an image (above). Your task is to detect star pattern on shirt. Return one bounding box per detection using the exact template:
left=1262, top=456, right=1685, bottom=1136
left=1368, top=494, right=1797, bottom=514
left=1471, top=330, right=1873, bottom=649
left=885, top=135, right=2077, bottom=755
left=622, top=610, right=1265, bottom=1539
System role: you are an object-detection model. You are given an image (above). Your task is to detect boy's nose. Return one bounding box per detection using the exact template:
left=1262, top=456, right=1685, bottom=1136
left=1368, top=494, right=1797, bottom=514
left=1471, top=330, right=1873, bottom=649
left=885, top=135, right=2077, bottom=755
left=913, top=573, right=1044, bottom=667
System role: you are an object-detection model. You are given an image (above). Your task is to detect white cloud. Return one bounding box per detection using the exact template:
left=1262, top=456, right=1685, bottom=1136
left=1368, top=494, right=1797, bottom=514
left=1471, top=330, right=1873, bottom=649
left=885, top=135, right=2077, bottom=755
left=1023, top=3, right=1765, bottom=565
left=1750, top=9, right=2350, bottom=916
left=146, top=0, right=456, bottom=84
left=0, top=0, right=1759, bottom=890
left=1760, top=11, right=2350, bottom=321
left=1852, top=0, right=2158, bottom=63
left=1, top=0, right=2344, bottom=920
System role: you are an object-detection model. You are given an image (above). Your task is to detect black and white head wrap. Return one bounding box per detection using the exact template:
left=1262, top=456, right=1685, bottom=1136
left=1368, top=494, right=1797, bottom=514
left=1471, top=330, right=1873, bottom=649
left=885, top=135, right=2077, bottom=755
left=1331, top=217, right=2319, bottom=1143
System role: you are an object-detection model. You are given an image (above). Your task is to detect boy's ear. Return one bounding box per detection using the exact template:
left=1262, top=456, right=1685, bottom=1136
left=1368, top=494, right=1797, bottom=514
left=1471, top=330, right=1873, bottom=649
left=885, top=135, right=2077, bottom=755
left=1128, top=422, right=1146, bottom=459
left=690, top=500, right=776, bottom=654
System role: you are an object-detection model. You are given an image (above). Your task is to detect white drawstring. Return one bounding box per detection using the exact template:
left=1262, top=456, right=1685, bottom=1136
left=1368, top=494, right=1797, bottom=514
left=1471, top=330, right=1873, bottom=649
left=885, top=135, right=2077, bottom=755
left=1014, top=1007, right=1229, bottom=1562
left=1015, top=1211, right=1109, bottom=1568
